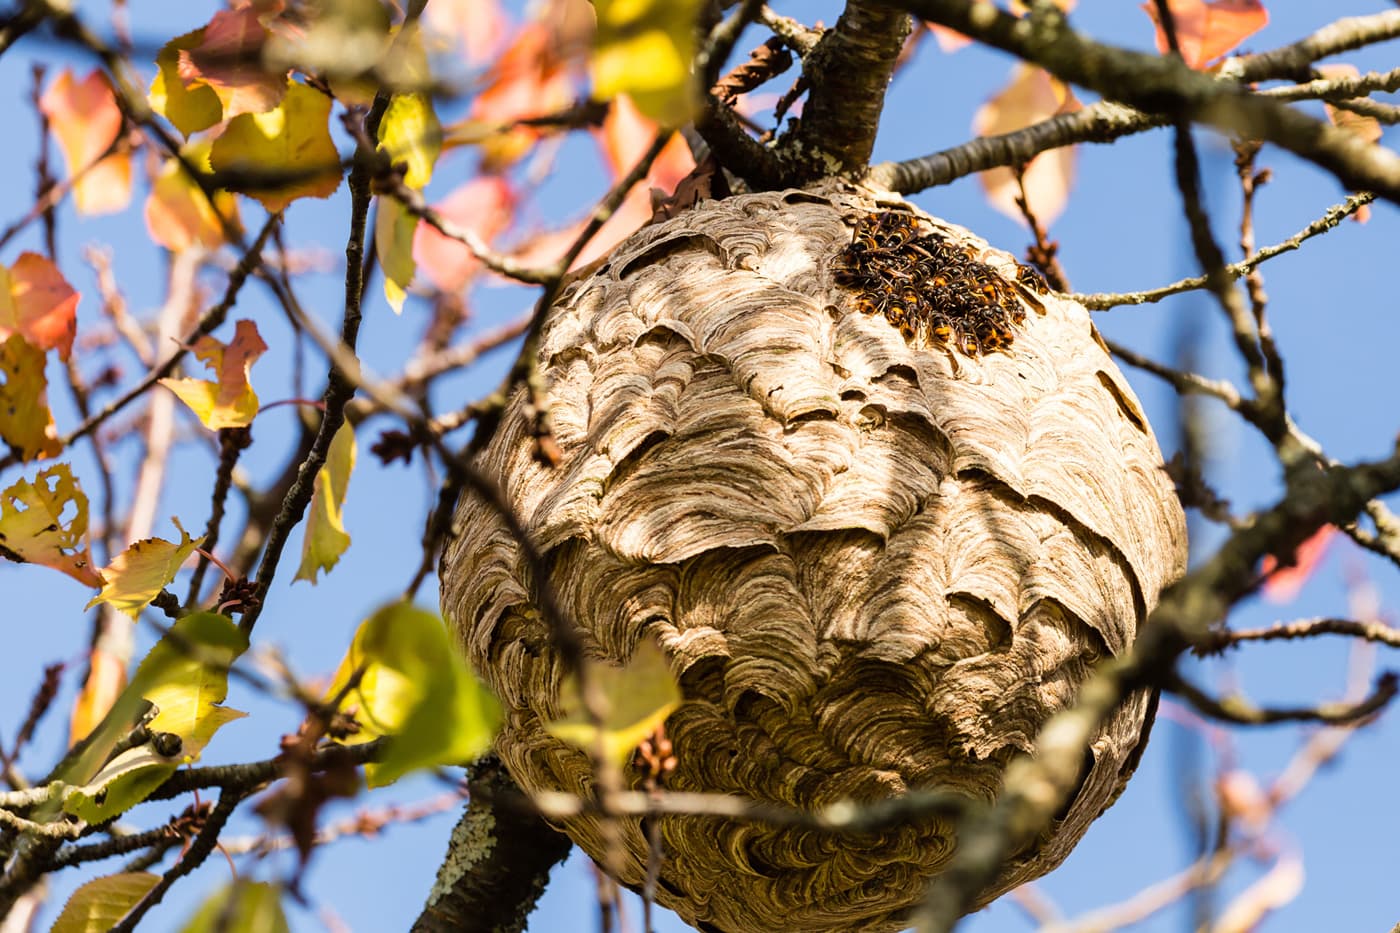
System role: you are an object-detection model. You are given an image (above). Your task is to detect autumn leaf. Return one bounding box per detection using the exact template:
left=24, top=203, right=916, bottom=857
left=1261, top=524, right=1335, bottom=603
left=972, top=63, right=1080, bottom=226
left=412, top=177, right=516, bottom=292
left=1144, top=0, right=1268, bottom=69
left=145, top=141, right=242, bottom=252
left=592, top=0, right=703, bottom=126
left=1317, top=65, right=1382, bottom=223
left=50, top=872, right=159, bottom=933
left=0, top=251, right=80, bottom=360
left=161, top=319, right=268, bottom=430
left=375, top=86, right=441, bottom=311
left=295, top=421, right=355, bottom=583
left=208, top=81, right=343, bottom=212
left=546, top=636, right=681, bottom=767
left=0, top=463, right=101, bottom=587
left=424, top=0, right=510, bottom=66
left=64, top=612, right=248, bottom=823
left=264, top=0, right=391, bottom=84
left=180, top=881, right=290, bottom=933
left=459, top=21, right=575, bottom=169
left=150, top=29, right=223, bottom=136
left=326, top=601, right=501, bottom=787
left=69, top=645, right=128, bottom=746
left=0, top=335, right=60, bottom=462
left=179, top=6, right=287, bottom=118
left=38, top=68, right=131, bottom=216
left=87, top=518, right=206, bottom=618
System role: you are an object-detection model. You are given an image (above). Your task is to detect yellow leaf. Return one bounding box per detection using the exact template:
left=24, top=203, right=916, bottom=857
left=149, top=29, right=223, bottom=136
left=160, top=319, right=267, bottom=430
left=379, top=92, right=440, bottom=190
left=180, top=881, right=290, bottom=933
left=145, top=140, right=241, bottom=252
left=0, top=334, right=61, bottom=462
left=208, top=81, right=344, bottom=212
left=545, top=637, right=681, bottom=768
left=375, top=198, right=417, bottom=313
left=50, top=872, right=159, bottom=933
left=295, top=421, right=355, bottom=582
left=63, top=612, right=248, bottom=822
left=86, top=518, right=206, bottom=619
left=0, top=463, right=101, bottom=587
left=326, top=601, right=501, bottom=786
left=972, top=63, right=1080, bottom=226
left=592, top=0, right=703, bottom=126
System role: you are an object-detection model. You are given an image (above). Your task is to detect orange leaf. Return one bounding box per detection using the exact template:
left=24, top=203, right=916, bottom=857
left=0, top=335, right=61, bottom=462
left=38, top=69, right=131, bottom=216
left=179, top=6, right=287, bottom=118
left=465, top=21, right=575, bottom=169
left=412, top=177, right=516, bottom=292
left=1144, top=0, right=1268, bottom=69
left=425, top=0, right=511, bottom=65
left=0, top=252, right=79, bottom=361
left=0, top=463, right=102, bottom=587
left=69, top=646, right=128, bottom=746
left=145, top=157, right=240, bottom=253
left=1261, top=524, right=1335, bottom=603
left=926, top=23, right=972, bottom=53
left=160, top=319, right=268, bottom=430
left=972, top=64, right=1080, bottom=225
left=599, top=94, right=695, bottom=190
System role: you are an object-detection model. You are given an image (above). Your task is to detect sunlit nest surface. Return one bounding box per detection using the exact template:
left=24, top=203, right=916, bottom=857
left=441, top=180, right=1188, bottom=932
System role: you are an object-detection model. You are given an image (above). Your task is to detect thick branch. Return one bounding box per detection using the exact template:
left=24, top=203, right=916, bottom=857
left=790, top=2, right=911, bottom=179
left=411, top=758, right=571, bottom=933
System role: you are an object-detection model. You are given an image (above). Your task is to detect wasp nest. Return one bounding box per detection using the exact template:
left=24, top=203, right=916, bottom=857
left=440, top=181, right=1187, bottom=932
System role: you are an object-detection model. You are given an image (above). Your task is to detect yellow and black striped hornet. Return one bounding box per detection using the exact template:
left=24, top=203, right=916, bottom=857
left=832, top=210, right=1035, bottom=359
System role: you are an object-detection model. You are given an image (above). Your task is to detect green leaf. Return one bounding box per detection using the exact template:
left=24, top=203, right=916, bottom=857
left=62, top=612, right=248, bottom=822
left=546, top=637, right=681, bottom=768
left=592, top=0, right=703, bottom=126
left=209, top=81, right=343, bottom=212
left=326, top=602, right=501, bottom=787
left=50, top=871, right=159, bottom=933
left=149, top=30, right=222, bottom=136
left=375, top=86, right=440, bottom=312
left=180, top=881, right=290, bottom=933
left=295, top=420, right=355, bottom=582
left=86, top=517, right=205, bottom=618
left=375, top=198, right=417, bottom=313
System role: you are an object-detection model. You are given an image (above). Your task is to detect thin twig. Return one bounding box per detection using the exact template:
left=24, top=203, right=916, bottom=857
left=1167, top=671, right=1398, bottom=726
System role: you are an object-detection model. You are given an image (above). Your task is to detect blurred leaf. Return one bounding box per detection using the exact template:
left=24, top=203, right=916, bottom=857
left=180, top=881, right=290, bottom=933
left=160, top=319, right=268, bottom=430
left=209, top=81, right=343, bottom=212
left=49, top=871, right=158, bottom=933
left=546, top=637, right=681, bottom=768
left=69, top=646, right=127, bottom=747
left=0, top=252, right=80, bottom=361
left=591, top=0, right=702, bottom=126
left=1143, top=0, right=1268, bottom=69
left=295, top=421, right=355, bottom=582
left=145, top=141, right=241, bottom=252
left=424, top=0, right=510, bottom=65
left=0, top=334, right=61, bottom=461
left=38, top=68, right=131, bottom=216
left=375, top=86, right=441, bottom=311
left=326, top=601, right=501, bottom=787
left=149, top=29, right=223, bottom=135
left=0, top=464, right=101, bottom=587
left=1261, top=524, right=1335, bottom=603
left=178, top=6, right=287, bottom=118
left=265, top=0, right=390, bottom=81
left=87, top=518, right=206, bottom=619
left=412, top=177, right=515, bottom=292
left=462, top=22, right=575, bottom=169
left=1318, top=63, right=1382, bottom=224
left=1214, top=848, right=1304, bottom=933
left=64, top=612, right=248, bottom=822
left=972, top=63, right=1080, bottom=226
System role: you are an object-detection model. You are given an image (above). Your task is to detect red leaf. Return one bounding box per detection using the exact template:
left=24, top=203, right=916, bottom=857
left=38, top=68, right=131, bottom=216
left=425, top=0, right=511, bottom=66
left=466, top=21, right=576, bottom=169
left=179, top=7, right=287, bottom=118
left=599, top=95, right=696, bottom=191
left=1144, top=0, right=1268, bottom=69
left=1260, top=524, right=1335, bottom=603
left=411, top=178, right=516, bottom=292
left=1, top=253, right=79, bottom=361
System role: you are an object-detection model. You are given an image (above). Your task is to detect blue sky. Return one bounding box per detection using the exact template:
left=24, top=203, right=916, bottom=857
left=1, top=1, right=1397, bottom=931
